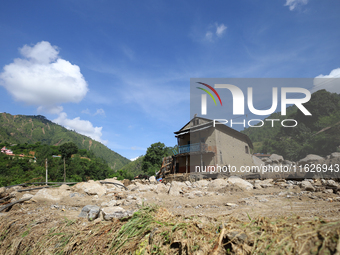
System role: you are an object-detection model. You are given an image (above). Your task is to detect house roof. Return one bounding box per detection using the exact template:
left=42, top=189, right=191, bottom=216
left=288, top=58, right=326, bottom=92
left=174, top=117, right=253, bottom=149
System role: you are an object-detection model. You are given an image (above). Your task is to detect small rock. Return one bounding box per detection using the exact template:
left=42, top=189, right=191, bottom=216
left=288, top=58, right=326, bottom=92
left=225, top=203, right=238, bottom=208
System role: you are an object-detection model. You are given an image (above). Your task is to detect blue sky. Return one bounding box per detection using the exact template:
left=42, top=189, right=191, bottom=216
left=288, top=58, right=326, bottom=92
left=0, top=0, right=340, bottom=160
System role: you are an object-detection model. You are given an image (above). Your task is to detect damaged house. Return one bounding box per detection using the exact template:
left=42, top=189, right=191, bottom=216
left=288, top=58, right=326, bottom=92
left=165, top=117, right=254, bottom=175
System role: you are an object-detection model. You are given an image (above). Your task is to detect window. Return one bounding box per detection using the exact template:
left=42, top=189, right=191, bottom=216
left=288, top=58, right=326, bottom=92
left=245, top=146, right=249, bottom=154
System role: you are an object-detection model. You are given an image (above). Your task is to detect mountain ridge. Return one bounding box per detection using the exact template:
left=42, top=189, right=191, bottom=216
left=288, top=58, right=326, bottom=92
left=241, top=89, right=340, bottom=160
left=0, top=112, right=130, bottom=170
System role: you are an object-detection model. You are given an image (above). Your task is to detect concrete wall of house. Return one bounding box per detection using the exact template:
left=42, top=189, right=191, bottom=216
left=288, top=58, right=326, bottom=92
left=176, top=118, right=254, bottom=174
left=215, top=126, right=254, bottom=171
left=178, top=133, right=190, bottom=147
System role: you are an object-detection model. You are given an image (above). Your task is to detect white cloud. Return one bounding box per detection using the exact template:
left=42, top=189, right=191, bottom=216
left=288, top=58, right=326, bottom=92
left=130, top=156, right=140, bottom=161
left=216, top=23, right=227, bottom=37
left=81, top=108, right=91, bottom=115
left=312, top=68, right=340, bottom=93
left=82, top=108, right=105, bottom=116
left=205, top=31, right=213, bottom=41
left=94, top=108, right=105, bottom=116
left=205, top=23, right=227, bottom=42
left=53, top=112, right=108, bottom=145
left=0, top=41, right=88, bottom=114
left=284, top=0, right=308, bottom=11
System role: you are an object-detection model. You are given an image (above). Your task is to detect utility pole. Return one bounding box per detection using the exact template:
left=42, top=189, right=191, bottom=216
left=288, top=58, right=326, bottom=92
left=64, top=157, right=66, bottom=183
left=45, top=158, right=48, bottom=184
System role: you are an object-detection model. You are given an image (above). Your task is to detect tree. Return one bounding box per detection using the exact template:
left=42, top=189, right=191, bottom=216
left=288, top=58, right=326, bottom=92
left=59, top=142, right=78, bottom=182
left=142, top=142, right=172, bottom=176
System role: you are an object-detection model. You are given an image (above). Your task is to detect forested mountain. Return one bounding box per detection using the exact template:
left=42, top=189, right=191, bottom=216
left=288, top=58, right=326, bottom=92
left=0, top=113, right=130, bottom=170
left=111, top=156, right=145, bottom=180
left=242, top=89, right=340, bottom=161
left=0, top=142, right=115, bottom=186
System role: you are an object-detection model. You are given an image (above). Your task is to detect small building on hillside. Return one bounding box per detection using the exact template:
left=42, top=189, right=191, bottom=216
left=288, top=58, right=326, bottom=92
left=1, top=146, right=14, bottom=156
left=172, top=117, right=254, bottom=174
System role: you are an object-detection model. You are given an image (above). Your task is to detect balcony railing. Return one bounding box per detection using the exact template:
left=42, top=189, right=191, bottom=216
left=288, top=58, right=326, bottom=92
left=178, top=143, right=215, bottom=154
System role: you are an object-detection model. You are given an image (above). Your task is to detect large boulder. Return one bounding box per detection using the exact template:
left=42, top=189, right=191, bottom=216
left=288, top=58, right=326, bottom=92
left=78, top=205, right=101, bottom=221
left=137, top=184, right=151, bottom=192
left=168, top=181, right=186, bottom=196
left=252, top=155, right=265, bottom=167
left=149, top=176, right=157, bottom=184
left=300, top=181, right=315, bottom=192
left=102, top=206, right=128, bottom=220
left=33, top=187, right=71, bottom=202
left=298, top=154, right=324, bottom=165
left=154, top=183, right=169, bottom=194
left=227, top=176, right=253, bottom=191
left=207, top=179, right=228, bottom=189
left=74, top=180, right=106, bottom=197
left=195, top=180, right=210, bottom=187
left=330, top=152, right=340, bottom=159
left=269, top=154, right=284, bottom=162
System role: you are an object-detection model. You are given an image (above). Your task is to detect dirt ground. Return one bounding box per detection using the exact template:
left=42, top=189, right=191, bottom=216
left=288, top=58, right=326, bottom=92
left=1, top=180, right=340, bottom=254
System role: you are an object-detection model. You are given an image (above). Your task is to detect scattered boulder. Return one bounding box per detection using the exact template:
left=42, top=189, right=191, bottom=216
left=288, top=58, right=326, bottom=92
left=154, top=183, right=169, bottom=194
left=270, top=154, right=284, bottom=162
left=149, top=176, right=157, bottom=184
left=74, top=181, right=106, bottom=197
left=330, top=152, right=340, bottom=159
left=137, top=184, right=151, bottom=192
left=102, top=206, right=128, bottom=220
left=196, top=180, right=210, bottom=187
left=168, top=181, right=186, bottom=196
left=254, top=183, right=262, bottom=189
left=323, top=189, right=334, bottom=194
left=207, top=179, right=228, bottom=189
left=298, top=154, right=324, bottom=165
left=300, top=181, right=315, bottom=192
left=324, top=180, right=339, bottom=188
left=21, top=193, right=34, bottom=200
left=121, top=179, right=131, bottom=187
left=0, top=187, right=6, bottom=198
left=78, top=205, right=101, bottom=221
left=127, top=184, right=138, bottom=191
left=252, top=155, right=265, bottom=167
left=227, top=176, right=253, bottom=191
left=184, top=181, right=192, bottom=186
left=33, top=187, right=71, bottom=202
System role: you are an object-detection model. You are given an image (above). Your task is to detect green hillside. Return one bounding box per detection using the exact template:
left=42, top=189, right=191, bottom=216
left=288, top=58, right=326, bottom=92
left=111, top=156, right=144, bottom=180
left=242, top=89, right=340, bottom=161
left=0, top=113, right=130, bottom=170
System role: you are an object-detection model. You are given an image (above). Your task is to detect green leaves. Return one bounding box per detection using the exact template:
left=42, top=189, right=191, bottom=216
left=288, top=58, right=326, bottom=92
left=142, top=142, right=173, bottom=175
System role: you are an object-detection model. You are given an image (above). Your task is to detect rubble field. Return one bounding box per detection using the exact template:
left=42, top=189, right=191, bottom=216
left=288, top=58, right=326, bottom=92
left=1, top=176, right=340, bottom=254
